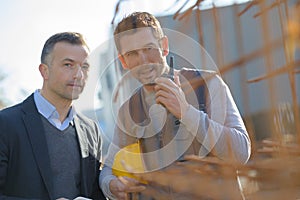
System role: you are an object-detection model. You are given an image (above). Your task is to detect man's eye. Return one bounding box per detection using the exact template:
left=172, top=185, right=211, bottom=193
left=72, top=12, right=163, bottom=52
left=146, top=47, right=153, bottom=50
left=125, top=52, right=132, bottom=56
left=145, top=46, right=159, bottom=53
left=64, top=63, right=73, bottom=67
left=81, top=65, right=90, bottom=70
left=125, top=51, right=136, bottom=57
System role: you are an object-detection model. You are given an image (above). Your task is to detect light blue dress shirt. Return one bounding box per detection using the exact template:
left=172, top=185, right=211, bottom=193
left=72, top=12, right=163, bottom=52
left=33, top=90, right=76, bottom=131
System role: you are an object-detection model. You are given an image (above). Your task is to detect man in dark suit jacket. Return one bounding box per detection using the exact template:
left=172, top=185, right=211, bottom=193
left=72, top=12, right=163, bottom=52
left=0, top=32, right=106, bottom=200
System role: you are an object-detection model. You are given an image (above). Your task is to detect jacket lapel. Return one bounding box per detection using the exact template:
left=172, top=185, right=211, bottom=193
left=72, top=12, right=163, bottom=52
left=74, top=115, right=103, bottom=198
left=22, top=94, right=54, bottom=200
left=74, top=115, right=91, bottom=195
left=74, top=116, right=89, bottom=158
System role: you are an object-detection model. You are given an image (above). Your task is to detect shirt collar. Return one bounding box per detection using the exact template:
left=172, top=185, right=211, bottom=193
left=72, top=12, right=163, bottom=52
left=33, top=89, right=76, bottom=126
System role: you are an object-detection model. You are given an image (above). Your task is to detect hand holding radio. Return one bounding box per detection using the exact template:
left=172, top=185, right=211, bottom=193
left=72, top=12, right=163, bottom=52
left=154, top=56, right=189, bottom=119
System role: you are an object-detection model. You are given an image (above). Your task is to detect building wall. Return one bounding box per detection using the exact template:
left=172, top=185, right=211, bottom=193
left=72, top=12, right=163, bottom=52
left=157, top=2, right=299, bottom=140
left=158, top=2, right=299, bottom=115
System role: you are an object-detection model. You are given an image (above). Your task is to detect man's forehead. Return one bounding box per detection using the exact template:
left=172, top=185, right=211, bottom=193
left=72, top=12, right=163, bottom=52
left=118, top=28, right=158, bottom=54
left=52, top=43, right=90, bottom=63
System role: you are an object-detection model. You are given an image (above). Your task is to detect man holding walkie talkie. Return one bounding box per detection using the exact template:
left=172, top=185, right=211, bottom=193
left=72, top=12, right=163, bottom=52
left=99, top=12, right=251, bottom=200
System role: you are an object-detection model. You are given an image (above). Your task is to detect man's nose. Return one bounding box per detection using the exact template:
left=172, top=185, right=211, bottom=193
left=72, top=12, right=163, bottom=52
left=138, top=50, right=149, bottom=63
left=73, top=65, right=84, bottom=79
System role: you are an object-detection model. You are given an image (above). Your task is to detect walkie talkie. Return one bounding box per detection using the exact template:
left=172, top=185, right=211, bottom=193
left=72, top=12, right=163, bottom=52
left=169, top=56, right=174, bottom=81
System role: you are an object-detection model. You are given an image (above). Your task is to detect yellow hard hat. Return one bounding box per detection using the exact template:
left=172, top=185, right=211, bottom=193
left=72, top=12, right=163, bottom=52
left=112, top=141, right=147, bottom=183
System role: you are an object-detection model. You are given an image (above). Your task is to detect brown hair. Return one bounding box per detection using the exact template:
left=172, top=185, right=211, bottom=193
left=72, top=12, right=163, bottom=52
left=113, top=12, right=165, bottom=53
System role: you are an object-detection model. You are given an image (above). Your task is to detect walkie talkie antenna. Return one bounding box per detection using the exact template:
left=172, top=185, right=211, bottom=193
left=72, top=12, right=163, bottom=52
left=169, top=56, right=174, bottom=81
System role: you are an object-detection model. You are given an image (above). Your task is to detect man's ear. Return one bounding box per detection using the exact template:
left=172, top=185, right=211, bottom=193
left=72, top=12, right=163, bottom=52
left=118, top=54, right=129, bottom=69
left=160, top=36, right=169, bottom=56
left=39, top=63, right=49, bottom=80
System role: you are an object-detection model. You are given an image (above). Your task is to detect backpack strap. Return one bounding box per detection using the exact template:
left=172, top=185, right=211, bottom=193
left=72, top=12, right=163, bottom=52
left=179, top=68, right=207, bottom=113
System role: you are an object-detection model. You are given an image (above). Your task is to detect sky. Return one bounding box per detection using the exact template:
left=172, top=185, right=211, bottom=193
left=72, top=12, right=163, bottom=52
left=0, top=0, right=248, bottom=107
left=0, top=0, right=119, bottom=105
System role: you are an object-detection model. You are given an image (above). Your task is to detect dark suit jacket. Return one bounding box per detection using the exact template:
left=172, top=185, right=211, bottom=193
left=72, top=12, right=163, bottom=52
left=0, top=94, right=106, bottom=200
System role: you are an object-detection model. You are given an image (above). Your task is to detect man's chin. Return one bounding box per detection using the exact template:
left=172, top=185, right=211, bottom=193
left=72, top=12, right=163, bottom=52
left=72, top=96, right=80, bottom=100
left=70, top=92, right=81, bottom=100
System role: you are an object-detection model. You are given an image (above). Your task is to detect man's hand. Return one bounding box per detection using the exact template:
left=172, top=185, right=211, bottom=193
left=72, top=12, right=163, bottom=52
left=154, top=74, right=189, bottom=119
left=110, top=176, right=146, bottom=200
